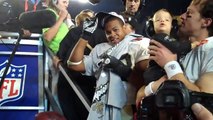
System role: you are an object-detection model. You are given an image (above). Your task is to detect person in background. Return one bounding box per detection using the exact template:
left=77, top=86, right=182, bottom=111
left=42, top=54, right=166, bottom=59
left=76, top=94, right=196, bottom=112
left=42, top=0, right=73, bottom=54
left=42, top=1, right=73, bottom=119
left=136, top=0, right=213, bottom=117
left=122, top=0, right=141, bottom=16
left=75, top=12, right=93, bottom=27
left=56, top=9, right=95, bottom=120
left=0, top=0, right=46, bottom=32
left=56, top=9, right=95, bottom=61
left=120, top=0, right=147, bottom=35
left=79, top=9, right=95, bottom=18
left=55, top=9, right=105, bottom=67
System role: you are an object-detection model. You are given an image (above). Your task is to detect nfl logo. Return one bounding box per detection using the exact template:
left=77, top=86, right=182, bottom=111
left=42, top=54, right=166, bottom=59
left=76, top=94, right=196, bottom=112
left=0, top=60, right=27, bottom=106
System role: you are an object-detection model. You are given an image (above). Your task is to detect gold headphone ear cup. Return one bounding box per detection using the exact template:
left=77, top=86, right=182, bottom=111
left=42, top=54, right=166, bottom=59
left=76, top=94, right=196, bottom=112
left=172, top=19, right=178, bottom=29
left=145, top=19, right=155, bottom=37
left=171, top=19, right=179, bottom=37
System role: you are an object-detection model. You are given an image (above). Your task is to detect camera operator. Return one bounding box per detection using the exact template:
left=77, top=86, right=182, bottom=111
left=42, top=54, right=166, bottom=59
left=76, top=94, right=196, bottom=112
left=192, top=103, right=213, bottom=120
left=120, top=0, right=148, bottom=36
left=136, top=0, right=213, bottom=107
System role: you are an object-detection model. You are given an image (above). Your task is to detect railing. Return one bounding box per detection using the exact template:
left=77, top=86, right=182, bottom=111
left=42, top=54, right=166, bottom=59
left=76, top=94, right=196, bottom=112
left=43, top=40, right=91, bottom=112
left=0, top=31, right=45, bottom=120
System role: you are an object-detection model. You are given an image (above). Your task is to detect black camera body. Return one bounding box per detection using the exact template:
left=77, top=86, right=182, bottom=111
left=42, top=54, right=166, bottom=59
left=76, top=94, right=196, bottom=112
left=143, top=33, right=191, bottom=85
left=137, top=80, right=213, bottom=120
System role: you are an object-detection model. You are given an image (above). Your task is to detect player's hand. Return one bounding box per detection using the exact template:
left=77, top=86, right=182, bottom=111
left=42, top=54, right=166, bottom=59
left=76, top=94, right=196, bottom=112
left=81, top=18, right=98, bottom=41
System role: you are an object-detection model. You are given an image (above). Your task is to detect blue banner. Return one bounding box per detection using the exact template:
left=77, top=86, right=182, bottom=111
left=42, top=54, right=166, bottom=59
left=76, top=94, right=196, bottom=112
left=0, top=38, right=44, bottom=120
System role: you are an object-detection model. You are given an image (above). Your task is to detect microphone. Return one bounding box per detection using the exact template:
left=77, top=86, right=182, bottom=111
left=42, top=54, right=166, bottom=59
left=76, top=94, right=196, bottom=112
left=19, top=9, right=56, bottom=30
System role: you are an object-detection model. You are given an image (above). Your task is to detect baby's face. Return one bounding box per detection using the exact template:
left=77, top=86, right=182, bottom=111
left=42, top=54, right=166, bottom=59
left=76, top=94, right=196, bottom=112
left=153, top=10, right=172, bottom=35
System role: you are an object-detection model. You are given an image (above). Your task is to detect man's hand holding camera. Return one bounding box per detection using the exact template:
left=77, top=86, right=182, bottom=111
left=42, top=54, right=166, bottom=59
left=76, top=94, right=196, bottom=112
left=136, top=80, right=213, bottom=120
left=192, top=103, right=213, bottom=120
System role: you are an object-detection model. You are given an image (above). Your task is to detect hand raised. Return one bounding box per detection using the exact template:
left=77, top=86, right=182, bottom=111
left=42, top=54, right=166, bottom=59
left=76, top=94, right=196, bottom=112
left=81, top=18, right=98, bottom=41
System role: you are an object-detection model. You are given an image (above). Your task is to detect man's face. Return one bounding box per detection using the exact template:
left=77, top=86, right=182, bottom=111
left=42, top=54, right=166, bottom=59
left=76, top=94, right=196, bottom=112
left=125, top=0, right=141, bottom=15
left=179, top=2, right=204, bottom=37
left=153, top=10, right=172, bottom=35
left=104, top=19, right=127, bottom=45
left=57, top=0, right=69, bottom=9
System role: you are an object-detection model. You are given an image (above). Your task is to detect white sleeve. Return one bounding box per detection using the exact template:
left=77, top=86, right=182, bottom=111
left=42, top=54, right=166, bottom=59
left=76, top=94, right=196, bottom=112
left=135, top=38, right=150, bottom=63
left=65, top=18, right=75, bottom=29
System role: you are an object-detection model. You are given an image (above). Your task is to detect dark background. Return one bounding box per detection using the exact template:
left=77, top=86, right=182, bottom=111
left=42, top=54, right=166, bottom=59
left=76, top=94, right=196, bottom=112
left=69, top=0, right=191, bottom=17
left=0, top=0, right=192, bottom=32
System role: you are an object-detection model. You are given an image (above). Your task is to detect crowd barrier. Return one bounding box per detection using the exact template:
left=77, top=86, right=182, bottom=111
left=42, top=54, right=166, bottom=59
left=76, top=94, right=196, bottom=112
left=44, top=42, right=91, bottom=112
left=0, top=31, right=45, bottom=120
left=0, top=31, right=90, bottom=119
